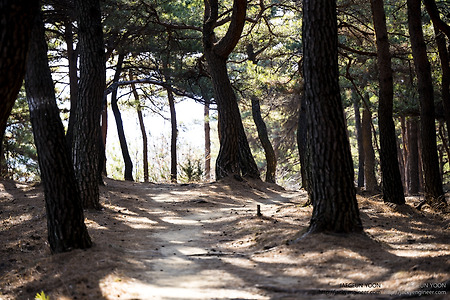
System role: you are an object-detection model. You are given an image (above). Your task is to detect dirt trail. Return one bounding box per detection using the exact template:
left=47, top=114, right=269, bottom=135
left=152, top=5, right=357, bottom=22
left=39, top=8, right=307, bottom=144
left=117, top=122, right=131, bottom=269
left=100, top=179, right=297, bottom=299
left=1, top=178, right=449, bottom=299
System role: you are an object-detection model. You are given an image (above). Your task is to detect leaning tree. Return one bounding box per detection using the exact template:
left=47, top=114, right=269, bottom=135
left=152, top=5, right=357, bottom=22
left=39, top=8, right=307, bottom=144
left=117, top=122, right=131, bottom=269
left=202, top=0, right=260, bottom=180
left=25, top=7, right=92, bottom=253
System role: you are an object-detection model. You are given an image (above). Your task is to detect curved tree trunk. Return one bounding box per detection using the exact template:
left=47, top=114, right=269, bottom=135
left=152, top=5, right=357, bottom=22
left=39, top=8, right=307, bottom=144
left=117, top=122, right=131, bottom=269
left=111, top=53, right=134, bottom=181
left=251, top=96, right=276, bottom=183
left=408, top=0, right=446, bottom=206
left=370, top=0, right=405, bottom=204
left=302, top=0, right=362, bottom=233
left=0, top=1, right=38, bottom=164
left=72, top=0, right=106, bottom=209
left=25, top=9, right=92, bottom=253
left=203, top=0, right=260, bottom=181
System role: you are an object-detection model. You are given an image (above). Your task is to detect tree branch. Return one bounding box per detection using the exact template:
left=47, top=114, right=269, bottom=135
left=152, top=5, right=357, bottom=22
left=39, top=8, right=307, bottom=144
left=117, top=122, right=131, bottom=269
left=214, top=0, right=247, bottom=58
left=105, top=77, right=202, bottom=102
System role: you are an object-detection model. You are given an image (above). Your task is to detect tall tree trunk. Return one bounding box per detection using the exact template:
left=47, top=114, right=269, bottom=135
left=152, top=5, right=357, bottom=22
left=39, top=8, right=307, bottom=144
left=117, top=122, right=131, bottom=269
left=400, top=116, right=409, bottom=189
left=407, top=0, right=446, bottom=205
left=110, top=53, right=133, bottom=181
left=204, top=98, right=211, bottom=182
left=72, top=0, right=106, bottom=209
left=203, top=0, right=260, bottom=181
left=297, top=96, right=309, bottom=191
left=370, top=0, right=405, bottom=204
left=166, top=86, right=178, bottom=183
left=64, top=20, right=79, bottom=149
left=423, top=0, right=450, bottom=140
left=251, top=96, right=276, bottom=183
left=302, top=0, right=362, bottom=233
left=25, top=9, right=92, bottom=253
left=137, top=108, right=148, bottom=182
left=100, top=101, right=107, bottom=176
left=353, top=97, right=365, bottom=188
left=162, top=60, right=178, bottom=183
left=130, top=80, right=149, bottom=183
left=407, top=117, right=420, bottom=195
left=436, top=34, right=450, bottom=138
left=0, top=1, right=38, bottom=162
left=362, top=105, right=378, bottom=191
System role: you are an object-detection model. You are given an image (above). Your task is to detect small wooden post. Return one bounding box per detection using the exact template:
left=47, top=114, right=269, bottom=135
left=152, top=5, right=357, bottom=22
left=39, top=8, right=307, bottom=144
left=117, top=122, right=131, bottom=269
left=256, top=205, right=262, bottom=217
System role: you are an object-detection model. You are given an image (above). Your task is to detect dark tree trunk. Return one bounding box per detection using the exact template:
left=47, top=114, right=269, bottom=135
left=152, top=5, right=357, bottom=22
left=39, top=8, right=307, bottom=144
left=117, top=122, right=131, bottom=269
left=400, top=117, right=408, bottom=189
left=100, top=101, right=107, bottom=177
left=167, top=87, right=178, bottom=183
left=204, top=98, right=211, bottom=182
left=131, top=81, right=149, bottom=183
left=422, top=0, right=450, bottom=40
left=203, top=0, right=260, bottom=181
left=25, top=9, right=92, bottom=253
left=408, top=0, right=446, bottom=205
left=297, top=96, right=309, bottom=191
left=435, top=34, right=450, bottom=138
left=251, top=96, right=276, bottom=183
left=362, top=105, right=378, bottom=191
left=72, top=0, right=106, bottom=209
left=137, top=108, right=148, bottom=182
left=111, top=53, right=134, bottom=181
left=407, top=117, right=420, bottom=195
left=370, top=0, right=405, bottom=204
left=302, top=0, right=362, bottom=233
left=423, top=0, right=450, bottom=141
left=0, top=1, right=38, bottom=161
left=64, top=20, right=79, bottom=150
left=353, top=97, right=365, bottom=188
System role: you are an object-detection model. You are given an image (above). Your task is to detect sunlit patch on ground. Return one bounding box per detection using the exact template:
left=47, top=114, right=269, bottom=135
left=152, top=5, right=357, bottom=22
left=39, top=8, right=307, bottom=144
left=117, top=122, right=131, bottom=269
left=0, top=178, right=448, bottom=299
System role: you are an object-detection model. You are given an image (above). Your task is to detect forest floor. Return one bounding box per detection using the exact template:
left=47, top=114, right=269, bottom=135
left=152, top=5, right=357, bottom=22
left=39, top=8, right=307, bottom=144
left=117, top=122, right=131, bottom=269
left=0, top=177, right=449, bottom=300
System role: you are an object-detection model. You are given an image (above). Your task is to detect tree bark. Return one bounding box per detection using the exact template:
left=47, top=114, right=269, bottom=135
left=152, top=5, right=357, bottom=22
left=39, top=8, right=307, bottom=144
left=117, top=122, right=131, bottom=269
left=407, top=117, right=420, bottom=195
left=370, top=0, right=405, bottom=204
left=297, top=96, right=309, bottom=191
left=25, top=9, right=92, bottom=253
left=423, top=0, right=450, bottom=141
left=422, top=0, right=450, bottom=40
left=353, top=97, right=365, bottom=188
left=362, top=104, right=378, bottom=191
left=302, top=0, right=362, bottom=233
left=408, top=0, right=446, bottom=205
left=0, top=1, right=38, bottom=162
left=167, top=86, right=178, bottom=183
left=203, top=0, right=260, bottom=181
left=64, top=20, right=79, bottom=150
left=204, top=98, right=211, bottom=182
left=72, top=0, right=106, bottom=209
left=111, top=53, right=134, bottom=181
left=251, top=96, right=276, bottom=183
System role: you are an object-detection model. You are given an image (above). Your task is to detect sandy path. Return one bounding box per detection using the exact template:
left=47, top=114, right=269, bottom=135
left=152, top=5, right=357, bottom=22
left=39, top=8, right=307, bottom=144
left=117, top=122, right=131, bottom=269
left=1, top=178, right=449, bottom=300
left=100, top=181, right=280, bottom=299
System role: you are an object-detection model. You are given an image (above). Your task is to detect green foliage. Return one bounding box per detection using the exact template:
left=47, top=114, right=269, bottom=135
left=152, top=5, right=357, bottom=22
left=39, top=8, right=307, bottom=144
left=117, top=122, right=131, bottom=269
left=1, top=89, right=39, bottom=182
left=180, top=156, right=203, bottom=183
left=35, top=291, right=50, bottom=300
